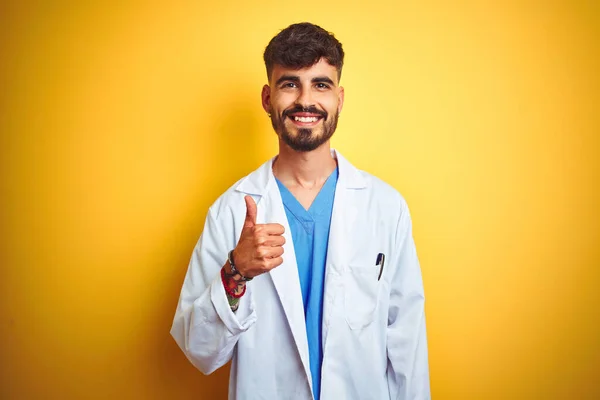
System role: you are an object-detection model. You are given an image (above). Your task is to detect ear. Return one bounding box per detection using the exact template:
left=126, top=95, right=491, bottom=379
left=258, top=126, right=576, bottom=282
left=337, top=86, right=345, bottom=114
left=261, top=84, right=271, bottom=114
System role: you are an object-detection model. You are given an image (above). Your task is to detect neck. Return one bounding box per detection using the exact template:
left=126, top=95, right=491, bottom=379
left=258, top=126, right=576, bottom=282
left=273, top=140, right=337, bottom=189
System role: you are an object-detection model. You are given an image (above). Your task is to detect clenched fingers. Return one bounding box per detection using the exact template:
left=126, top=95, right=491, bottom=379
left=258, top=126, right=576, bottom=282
left=264, top=256, right=284, bottom=271
left=253, top=223, right=285, bottom=236
left=256, top=245, right=284, bottom=259
left=258, top=235, right=286, bottom=247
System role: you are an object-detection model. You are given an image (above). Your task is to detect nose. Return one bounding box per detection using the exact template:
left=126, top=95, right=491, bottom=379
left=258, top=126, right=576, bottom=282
left=295, top=86, right=314, bottom=108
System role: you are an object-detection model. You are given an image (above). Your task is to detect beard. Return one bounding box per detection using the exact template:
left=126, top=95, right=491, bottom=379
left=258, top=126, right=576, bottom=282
left=270, top=106, right=339, bottom=152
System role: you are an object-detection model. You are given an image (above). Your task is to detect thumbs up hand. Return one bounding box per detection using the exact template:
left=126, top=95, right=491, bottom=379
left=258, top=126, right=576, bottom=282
left=229, top=196, right=285, bottom=279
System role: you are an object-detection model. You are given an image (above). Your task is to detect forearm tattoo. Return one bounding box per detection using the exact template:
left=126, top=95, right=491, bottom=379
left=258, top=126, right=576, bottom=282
left=222, top=269, right=246, bottom=312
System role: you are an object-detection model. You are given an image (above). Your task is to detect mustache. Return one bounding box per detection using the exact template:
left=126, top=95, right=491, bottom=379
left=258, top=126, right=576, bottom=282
left=282, top=106, right=327, bottom=119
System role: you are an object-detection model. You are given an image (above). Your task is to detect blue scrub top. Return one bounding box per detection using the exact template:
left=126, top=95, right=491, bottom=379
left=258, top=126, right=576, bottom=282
left=276, top=167, right=338, bottom=400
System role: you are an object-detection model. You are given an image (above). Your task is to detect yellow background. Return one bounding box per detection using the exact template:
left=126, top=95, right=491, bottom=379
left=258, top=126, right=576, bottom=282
left=1, top=1, right=598, bottom=399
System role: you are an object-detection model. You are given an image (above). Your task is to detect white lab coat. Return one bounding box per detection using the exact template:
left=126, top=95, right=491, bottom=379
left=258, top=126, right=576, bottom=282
left=171, top=150, right=430, bottom=400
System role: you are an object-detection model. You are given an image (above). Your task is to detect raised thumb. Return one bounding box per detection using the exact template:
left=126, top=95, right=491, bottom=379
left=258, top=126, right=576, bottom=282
left=244, top=195, right=257, bottom=228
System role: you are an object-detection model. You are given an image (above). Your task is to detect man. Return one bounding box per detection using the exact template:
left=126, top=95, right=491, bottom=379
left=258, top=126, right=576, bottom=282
left=171, top=22, right=430, bottom=399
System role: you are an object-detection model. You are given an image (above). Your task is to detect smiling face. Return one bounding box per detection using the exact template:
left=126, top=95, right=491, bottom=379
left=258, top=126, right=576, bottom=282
left=262, top=58, right=344, bottom=152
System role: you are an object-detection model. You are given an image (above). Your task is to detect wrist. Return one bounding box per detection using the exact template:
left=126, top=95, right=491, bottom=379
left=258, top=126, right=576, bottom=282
left=224, top=260, right=235, bottom=276
left=221, top=266, right=246, bottom=298
left=228, top=249, right=253, bottom=281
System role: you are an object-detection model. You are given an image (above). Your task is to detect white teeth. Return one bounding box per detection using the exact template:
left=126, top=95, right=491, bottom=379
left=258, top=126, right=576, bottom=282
left=294, top=116, right=318, bottom=123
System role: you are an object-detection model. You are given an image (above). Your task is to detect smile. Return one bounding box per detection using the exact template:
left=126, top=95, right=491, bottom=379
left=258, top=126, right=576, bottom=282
left=294, top=116, right=319, bottom=122
left=287, top=112, right=325, bottom=126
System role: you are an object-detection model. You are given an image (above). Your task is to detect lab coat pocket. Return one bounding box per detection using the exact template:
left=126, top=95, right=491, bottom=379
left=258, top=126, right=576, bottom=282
left=344, top=264, right=381, bottom=330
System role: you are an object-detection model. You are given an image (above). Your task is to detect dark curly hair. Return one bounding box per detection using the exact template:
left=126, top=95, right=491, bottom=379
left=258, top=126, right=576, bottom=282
left=263, top=22, right=345, bottom=81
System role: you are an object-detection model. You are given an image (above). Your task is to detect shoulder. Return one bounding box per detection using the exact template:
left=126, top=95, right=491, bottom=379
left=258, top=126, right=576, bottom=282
left=359, top=169, right=410, bottom=216
left=205, top=159, right=271, bottom=221
left=336, top=150, right=410, bottom=218
left=205, top=177, right=247, bottom=222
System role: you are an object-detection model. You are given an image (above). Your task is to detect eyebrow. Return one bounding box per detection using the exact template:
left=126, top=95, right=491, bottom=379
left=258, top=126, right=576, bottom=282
left=312, top=77, right=335, bottom=85
left=275, top=75, right=336, bottom=86
left=275, top=75, right=300, bottom=85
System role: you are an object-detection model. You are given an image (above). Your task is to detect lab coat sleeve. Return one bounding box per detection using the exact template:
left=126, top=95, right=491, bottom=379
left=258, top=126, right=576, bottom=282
left=386, top=202, right=431, bottom=399
left=170, top=207, right=257, bottom=375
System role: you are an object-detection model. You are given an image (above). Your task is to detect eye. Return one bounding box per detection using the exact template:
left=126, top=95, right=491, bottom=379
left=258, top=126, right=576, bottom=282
left=316, top=83, right=330, bottom=90
left=282, top=82, right=297, bottom=88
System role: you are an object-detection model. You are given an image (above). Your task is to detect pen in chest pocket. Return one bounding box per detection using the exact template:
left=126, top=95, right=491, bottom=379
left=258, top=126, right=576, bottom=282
left=376, top=253, right=385, bottom=281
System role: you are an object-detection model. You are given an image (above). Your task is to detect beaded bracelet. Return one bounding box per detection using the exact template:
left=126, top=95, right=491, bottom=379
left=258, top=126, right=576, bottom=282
left=220, top=267, right=247, bottom=299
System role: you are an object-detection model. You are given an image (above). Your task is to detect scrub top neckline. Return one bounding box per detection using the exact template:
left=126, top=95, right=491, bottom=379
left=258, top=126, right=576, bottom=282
left=275, top=168, right=339, bottom=222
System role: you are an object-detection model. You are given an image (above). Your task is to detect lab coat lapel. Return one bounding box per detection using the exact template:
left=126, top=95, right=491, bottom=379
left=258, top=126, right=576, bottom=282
left=258, top=168, right=313, bottom=392
left=322, top=150, right=366, bottom=343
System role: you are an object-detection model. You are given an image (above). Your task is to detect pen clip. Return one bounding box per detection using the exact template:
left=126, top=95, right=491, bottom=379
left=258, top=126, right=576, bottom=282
left=376, top=253, right=385, bottom=281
